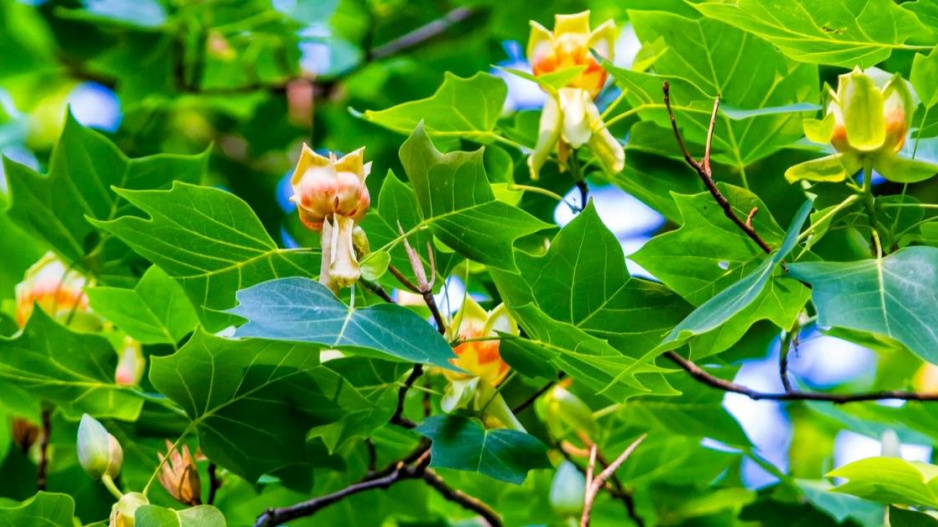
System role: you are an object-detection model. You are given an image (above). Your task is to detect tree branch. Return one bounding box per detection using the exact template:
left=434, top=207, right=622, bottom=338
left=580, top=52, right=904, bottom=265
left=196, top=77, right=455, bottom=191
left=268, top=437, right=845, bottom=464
left=421, top=468, right=502, bottom=526
left=37, top=406, right=51, bottom=491
left=665, top=351, right=938, bottom=403
left=207, top=462, right=221, bottom=505
left=580, top=436, right=646, bottom=527
left=662, top=82, right=773, bottom=254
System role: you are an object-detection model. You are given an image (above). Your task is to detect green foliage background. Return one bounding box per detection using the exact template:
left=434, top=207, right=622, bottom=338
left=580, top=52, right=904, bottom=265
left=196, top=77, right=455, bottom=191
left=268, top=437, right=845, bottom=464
left=4, top=0, right=938, bottom=526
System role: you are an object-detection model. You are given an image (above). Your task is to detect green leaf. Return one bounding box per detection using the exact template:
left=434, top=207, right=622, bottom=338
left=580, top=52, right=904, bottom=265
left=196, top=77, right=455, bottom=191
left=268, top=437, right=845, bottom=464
left=86, top=266, right=199, bottom=345
left=632, top=185, right=810, bottom=358
left=149, top=330, right=372, bottom=481
left=889, top=506, right=938, bottom=527
left=606, top=10, right=818, bottom=169
left=913, top=46, right=938, bottom=110
left=416, top=415, right=551, bottom=484
left=507, top=305, right=679, bottom=400
left=652, top=199, right=813, bottom=353
left=229, top=277, right=458, bottom=369
left=0, top=492, right=75, bottom=526
left=829, top=457, right=938, bottom=508
left=360, top=171, right=461, bottom=288
left=874, top=154, right=938, bottom=184
left=135, top=505, right=227, bottom=527
left=491, top=202, right=690, bottom=358
left=398, top=124, right=550, bottom=270
left=362, top=72, right=508, bottom=143
left=4, top=114, right=206, bottom=281
left=788, top=246, right=938, bottom=365
left=618, top=365, right=751, bottom=446
left=785, top=153, right=862, bottom=183
left=93, top=182, right=319, bottom=331
left=0, top=309, right=142, bottom=420
left=695, top=0, right=932, bottom=68
left=359, top=250, right=390, bottom=281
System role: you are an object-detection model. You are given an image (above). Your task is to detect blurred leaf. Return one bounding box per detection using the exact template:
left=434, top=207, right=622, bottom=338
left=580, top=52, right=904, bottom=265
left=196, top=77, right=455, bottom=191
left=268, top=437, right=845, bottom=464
left=0, top=492, right=75, bottom=525
left=5, top=115, right=207, bottom=282
left=0, top=309, right=142, bottom=420
left=695, top=0, right=932, bottom=68
left=135, top=504, right=227, bottom=527
left=889, top=506, right=938, bottom=527
left=363, top=72, right=507, bottom=143
left=829, top=457, right=938, bottom=508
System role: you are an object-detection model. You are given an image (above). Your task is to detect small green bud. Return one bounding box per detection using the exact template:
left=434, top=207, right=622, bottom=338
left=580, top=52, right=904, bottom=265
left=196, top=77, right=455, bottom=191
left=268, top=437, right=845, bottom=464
left=109, top=492, right=148, bottom=527
left=550, top=461, right=586, bottom=517
left=77, top=414, right=123, bottom=480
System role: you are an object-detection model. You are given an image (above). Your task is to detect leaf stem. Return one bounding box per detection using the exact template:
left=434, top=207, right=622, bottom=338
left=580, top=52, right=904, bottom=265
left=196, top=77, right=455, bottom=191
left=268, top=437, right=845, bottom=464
left=101, top=475, right=123, bottom=500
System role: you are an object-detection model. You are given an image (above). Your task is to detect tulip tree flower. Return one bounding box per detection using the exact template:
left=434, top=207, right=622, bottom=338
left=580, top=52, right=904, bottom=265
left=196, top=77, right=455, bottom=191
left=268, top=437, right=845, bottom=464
left=526, top=11, right=624, bottom=180
left=15, top=252, right=95, bottom=329
left=442, top=297, right=524, bottom=430
left=157, top=440, right=202, bottom=506
left=290, top=146, right=372, bottom=292
left=786, top=68, right=938, bottom=184
left=109, top=492, right=148, bottom=527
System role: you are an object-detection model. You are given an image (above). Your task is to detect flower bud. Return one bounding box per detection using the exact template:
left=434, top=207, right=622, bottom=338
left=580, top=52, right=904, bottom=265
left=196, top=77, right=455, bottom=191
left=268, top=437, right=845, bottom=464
left=77, top=414, right=123, bottom=480
left=543, top=381, right=598, bottom=440
left=109, top=492, right=148, bottom=527
left=157, top=441, right=201, bottom=506
left=528, top=11, right=617, bottom=98
left=826, top=68, right=912, bottom=155
left=881, top=429, right=902, bottom=458
left=11, top=417, right=39, bottom=453
left=114, top=337, right=145, bottom=387
left=443, top=299, right=516, bottom=387
left=290, top=146, right=371, bottom=232
left=550, top=461, right=586, bottom=517
left=15, top=252, right=92, bottom=328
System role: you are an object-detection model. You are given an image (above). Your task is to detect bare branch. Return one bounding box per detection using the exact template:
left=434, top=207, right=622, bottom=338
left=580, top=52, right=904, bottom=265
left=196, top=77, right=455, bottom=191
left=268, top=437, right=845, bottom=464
left=208, top=462, right=221, bottom=505
left=580, top=436, right=646, bottom=527
left=666, top=351, right=938, bottom=403
left=37, top=407, right=51, bottom=491
left=662, top=82, right=773, bottom=254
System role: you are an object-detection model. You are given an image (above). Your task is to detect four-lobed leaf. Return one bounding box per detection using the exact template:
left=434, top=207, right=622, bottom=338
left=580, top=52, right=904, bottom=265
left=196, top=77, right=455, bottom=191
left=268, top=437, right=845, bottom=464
left=829, top=457, right=938, bottom=508
left=398, top=124, right=551, bottom=271
left=149, top=330, right=373, bottom=482
left=135, top=505, right=227, bottom=527
left=4, top=113, right=207, bottom=281
left=362, top=72, right=508, bottom=143
left=0, top=492, right=75, bottom=526
left=86, top=265, right=199, bottom=345
left=229, top=277, right=458, bottom=369
left=416, top=415, right=551, bottom=484
left=94, top=182, right=319, bottom=331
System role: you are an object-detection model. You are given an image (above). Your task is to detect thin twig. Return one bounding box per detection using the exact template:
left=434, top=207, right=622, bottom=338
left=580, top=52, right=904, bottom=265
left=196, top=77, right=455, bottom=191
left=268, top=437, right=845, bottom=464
left=390, top=365, right=423, bottom=429
left=580, top=436, right=646, bottom=527
left=421, top=468, right=502, bottom=526
left=662, top=82, right=773, bottom=254
left=368, top=7, right=476, bottom=60
left=208, top=462, right=221, bottom=505
left=778, top=323, right=799, bottom=394
left=576, top=180, right=590, bottom=211
left=37, top=406, right=51, bottom=491
left=512, top=376, right=563, bottom=415
left=745, top=207, right=758, bottom=230
left=666, top=351, right=938, bottom=403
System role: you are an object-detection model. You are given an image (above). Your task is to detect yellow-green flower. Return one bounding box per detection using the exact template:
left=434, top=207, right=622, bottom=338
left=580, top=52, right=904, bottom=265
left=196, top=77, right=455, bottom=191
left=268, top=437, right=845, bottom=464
left=787, top=68, right=938, bottom=184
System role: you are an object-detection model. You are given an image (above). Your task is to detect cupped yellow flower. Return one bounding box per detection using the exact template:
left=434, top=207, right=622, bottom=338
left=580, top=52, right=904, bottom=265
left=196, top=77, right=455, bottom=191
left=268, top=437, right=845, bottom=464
left=787, top=69, right=938, bottom=184
left=15, top=252, right=92, bottom=328
left=527, top=11, right=617, bottom=98
left=444, top=297, right=516, bottom=387
left=290, top=146, right=371, bottom=232
left=290, top=146, right=373, bottom=291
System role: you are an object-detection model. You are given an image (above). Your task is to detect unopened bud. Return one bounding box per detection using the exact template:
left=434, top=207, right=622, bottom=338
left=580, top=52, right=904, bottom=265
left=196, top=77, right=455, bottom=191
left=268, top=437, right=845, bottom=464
left=114, top=338, right=145, bottom=387
left=550, top=461, right=586, bottom=517
left=11, top=418, right=39, bottom=453
left=157, top=441, right=201, bottom=506
left=881, top=429, right=901, bottom=458
left=109, top=492, right=148, bottom=527
left=77, top=414, right=123, bottom=480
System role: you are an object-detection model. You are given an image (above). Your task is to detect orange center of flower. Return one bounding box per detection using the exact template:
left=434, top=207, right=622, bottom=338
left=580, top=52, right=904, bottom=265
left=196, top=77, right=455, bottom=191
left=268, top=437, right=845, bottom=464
left=531, top=34, right=607, bottom=97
